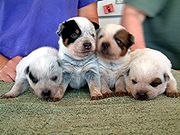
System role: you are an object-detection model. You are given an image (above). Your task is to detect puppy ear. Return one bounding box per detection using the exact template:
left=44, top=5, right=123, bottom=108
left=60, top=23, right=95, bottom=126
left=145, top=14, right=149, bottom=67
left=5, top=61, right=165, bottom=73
left=56, top=23, right=64, bottom=36
left=25, top=66, right=29, bottom=74
left=164, top=73, right=170, bottom=82
left=56, top=20, right=82, bottom=45
left=127, top=33, right=135, bottom=48
left=91, top=21, right=100, bottom=30
left=114, top=29, right=134, bottom=49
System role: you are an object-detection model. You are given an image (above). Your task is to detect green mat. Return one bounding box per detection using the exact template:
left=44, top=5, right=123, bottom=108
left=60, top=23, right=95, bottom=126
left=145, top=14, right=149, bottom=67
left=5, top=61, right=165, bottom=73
left=0, top=71, right=180, bottom=135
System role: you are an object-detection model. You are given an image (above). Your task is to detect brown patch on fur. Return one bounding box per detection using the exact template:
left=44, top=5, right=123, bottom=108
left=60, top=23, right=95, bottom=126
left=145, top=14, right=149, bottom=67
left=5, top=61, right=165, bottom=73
left=46, top=97, right=60, bottom=102
left=63, top=39, right=69, bottom=47
left=91, top=95, right=103, bottom=100
left=114, top=91, right=128, bottom=97
left=165, top=91, right=180, bottom=97
left=120, top=46, right=128, bottom=56
left=125, top=92, right=134, bottom=99
left=102, top=91, right=114, bottom=98
left=114, top=29, right=134, bottom=56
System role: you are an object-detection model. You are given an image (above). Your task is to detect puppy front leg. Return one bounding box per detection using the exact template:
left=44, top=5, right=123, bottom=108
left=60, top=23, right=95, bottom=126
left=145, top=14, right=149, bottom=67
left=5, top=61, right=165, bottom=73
left=101, top=77, right=113, bottom=98
left=165, top=74, right=179, bottom=97
left=1, top=79, right=29, bottom=98
left=85, top=71, right=102, bottom=100
left=52, top=72, right=71, bottom=101
left=52, top=82, right=67, bottom=102
left=115, top=76, right=128, bottom=96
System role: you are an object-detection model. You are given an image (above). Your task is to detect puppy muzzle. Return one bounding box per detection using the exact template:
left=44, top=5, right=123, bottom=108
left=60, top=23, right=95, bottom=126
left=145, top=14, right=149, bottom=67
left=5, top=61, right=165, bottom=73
left=101, top=42, right=110, bottom=51
left=83, top=42, right=92, bottom=50
left=41, top=89, right=51, bottom=99
left=135, top=91, right=149, bottom=100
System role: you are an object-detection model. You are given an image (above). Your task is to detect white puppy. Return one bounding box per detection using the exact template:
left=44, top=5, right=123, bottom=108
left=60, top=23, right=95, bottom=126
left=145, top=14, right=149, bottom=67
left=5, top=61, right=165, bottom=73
left=56, top=17, right=102, bottom=100
left=125, top=48, right=179, bottom=100
left=1, top=47, right=63, bottom=101
left=96, top=24, right=134, bottom=98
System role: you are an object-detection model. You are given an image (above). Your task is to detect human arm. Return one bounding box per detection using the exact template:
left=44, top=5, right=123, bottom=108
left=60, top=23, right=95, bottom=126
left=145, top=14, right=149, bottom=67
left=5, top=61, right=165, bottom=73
left=78, top=2, right=99, bottom=24
left=121, top=4, right=146, bottom=51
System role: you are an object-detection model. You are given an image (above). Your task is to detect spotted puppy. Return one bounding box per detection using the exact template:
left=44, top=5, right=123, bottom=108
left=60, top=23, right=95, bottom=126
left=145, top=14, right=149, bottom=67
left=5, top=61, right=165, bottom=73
left=125, top=48, right=179, bottom=100
left=57, top=17, right=102, bottom=100
left=1, top=47, right=63, bottom=101
left=96, top=24, right=134, bottom=98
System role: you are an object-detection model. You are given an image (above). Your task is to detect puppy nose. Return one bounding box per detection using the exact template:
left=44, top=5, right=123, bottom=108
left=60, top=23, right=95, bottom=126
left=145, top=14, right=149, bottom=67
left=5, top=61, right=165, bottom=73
left=102, top=42, right=110, bottom=50
left=41, top=89, right=51, bottom=98
left=83, top=42, right=92, bottom=50
left=136, top=92, right=148, bottom=100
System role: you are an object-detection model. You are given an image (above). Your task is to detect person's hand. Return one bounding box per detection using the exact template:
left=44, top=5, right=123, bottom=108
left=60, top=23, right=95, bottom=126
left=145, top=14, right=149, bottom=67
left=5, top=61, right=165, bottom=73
left=0, top=56, right=23, bottom=82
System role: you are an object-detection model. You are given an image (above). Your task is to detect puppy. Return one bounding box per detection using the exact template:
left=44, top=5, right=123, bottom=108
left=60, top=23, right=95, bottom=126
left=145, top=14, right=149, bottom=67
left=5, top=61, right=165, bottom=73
left=56, top=17, right=102, bottom=100
left=1, top=47, right=63, bottom=101
left=96, top=24, right=134, bottom=98
left=125, top=48, right=179, bottom=100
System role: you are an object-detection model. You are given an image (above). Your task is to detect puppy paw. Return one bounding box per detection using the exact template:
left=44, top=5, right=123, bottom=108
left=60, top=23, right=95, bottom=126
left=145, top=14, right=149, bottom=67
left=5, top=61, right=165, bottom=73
left=48, top=97, right=61, bottom=102
left=125, top=92, right=133, bottom=98
left=114, top=91, right=128, bottom=97
left=165, top=91, right=180, bottom=98
left=102, top=91, right=113, bottom=98
left=0, top=94, right=15, bottom=99
left=91, top=95, right=103, bottom=100
left=91, top=92, right=103, bottom=100
left=90, top=88, right=103, bottom=100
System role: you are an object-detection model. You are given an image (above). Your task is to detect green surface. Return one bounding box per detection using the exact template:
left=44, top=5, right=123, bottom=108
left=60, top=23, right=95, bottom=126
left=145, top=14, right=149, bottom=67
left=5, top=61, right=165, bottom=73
left=0, top=71, right=180, bottom=135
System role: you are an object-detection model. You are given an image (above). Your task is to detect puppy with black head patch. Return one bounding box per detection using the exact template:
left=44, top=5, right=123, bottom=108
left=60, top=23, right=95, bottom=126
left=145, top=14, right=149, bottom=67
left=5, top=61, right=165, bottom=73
left=96, top=24, right=134, bottom=98
left=125, top=48, right=179, bottom=100
left=1, top=47, right=63, bottom=101
left=57, top=17, right=102, bottom=100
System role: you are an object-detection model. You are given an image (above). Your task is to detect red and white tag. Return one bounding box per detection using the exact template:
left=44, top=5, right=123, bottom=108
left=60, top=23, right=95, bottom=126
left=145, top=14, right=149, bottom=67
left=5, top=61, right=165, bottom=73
left=103, top=3, right=114, bottom=14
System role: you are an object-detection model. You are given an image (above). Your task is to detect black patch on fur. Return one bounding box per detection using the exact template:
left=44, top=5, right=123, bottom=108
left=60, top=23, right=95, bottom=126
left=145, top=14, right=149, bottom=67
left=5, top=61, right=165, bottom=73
left=29, top=72, right=38, bottom=84
left=57, top=20, right=82, bottom=45
left=25, top=66, right=29, bottom=74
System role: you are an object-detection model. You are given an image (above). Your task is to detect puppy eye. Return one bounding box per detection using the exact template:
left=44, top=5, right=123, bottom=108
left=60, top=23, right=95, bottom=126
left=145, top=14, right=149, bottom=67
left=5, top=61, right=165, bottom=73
left=51, top=76, right=58, bottom=81
left=115, top=38, right=123, bottom=46
left=29, top=72, right=38, bottom=84
left=150, top=78, right=162, bottom=87
left=132, top=79, right=137, bottom=84
left=99, top=35, right=103, bottom=39
left=71, top=33, right=78, bottom=39
left=91, top=33, right=95, bottom=38
left=150, top=82, right=162, bottom=87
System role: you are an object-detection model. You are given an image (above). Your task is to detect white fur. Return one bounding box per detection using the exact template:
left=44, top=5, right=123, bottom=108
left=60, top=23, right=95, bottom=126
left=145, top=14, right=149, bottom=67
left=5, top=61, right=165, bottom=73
left=125, top=48, right=178, bottom=100
left=57, top=17, right=102, bottom=99
left=59, top=17, right=96, bottom=60
left=98, top=53, right=130, bottom=88
left=96, top=24, right=132, bottom=97
left=2, top=47, right=63, bottom=100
